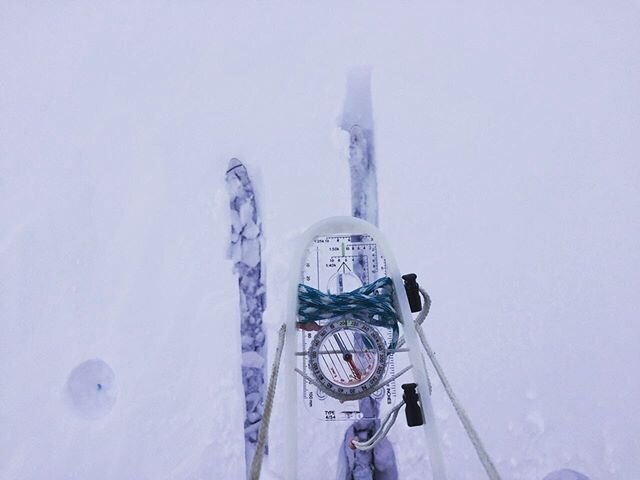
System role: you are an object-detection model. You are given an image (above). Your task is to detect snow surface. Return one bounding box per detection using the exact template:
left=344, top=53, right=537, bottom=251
left=2, top=2, right=639, bottom=479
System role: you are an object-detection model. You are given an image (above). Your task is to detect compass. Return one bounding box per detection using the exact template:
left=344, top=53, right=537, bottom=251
left=307, top=318, right=387, bottom=401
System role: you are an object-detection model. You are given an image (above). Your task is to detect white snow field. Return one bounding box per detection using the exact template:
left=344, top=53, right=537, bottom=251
left=2, top=2, right=639, bottom=479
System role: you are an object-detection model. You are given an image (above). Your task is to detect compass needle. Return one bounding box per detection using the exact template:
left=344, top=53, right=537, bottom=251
left=345, top=331, right=367, bottom=374
left=333, top=332, right=362, bottom=380
left=327, top=338, right=350, bottom=382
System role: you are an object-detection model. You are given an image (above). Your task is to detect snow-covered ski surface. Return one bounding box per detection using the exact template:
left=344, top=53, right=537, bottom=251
left=226, top=158, right=267, bottom=473
left=338, top=68, right=402, bottom=479
left=2, top=3, right=639, bottom=480
left=342, top=67, right=379, bottom=227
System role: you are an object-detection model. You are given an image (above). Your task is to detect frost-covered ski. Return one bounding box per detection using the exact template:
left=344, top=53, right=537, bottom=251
left=225, top=158, right=267, bottom=476
left=341, top=67, right=378, bottom=228
left=338, top=68, right=395, bottom=479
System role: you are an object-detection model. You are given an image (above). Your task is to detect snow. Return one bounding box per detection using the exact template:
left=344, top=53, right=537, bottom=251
left=65, top=358, right=117, bottom=420
left=2, top=2, right=639, bottom=479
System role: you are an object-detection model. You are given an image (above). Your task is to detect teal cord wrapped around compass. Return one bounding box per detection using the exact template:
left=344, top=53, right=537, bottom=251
left=297, top=276, right=400, bottom=350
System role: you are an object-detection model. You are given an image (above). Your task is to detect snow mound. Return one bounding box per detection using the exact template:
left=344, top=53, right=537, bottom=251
left=65, top=359, right=117, bottom=420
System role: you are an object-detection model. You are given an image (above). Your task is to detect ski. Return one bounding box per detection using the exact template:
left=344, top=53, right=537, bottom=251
left=338, top=67, right=394, bottom=479
left=341, top=67, right=378, bottom=228
left=225, top=158, right=267, bottom=477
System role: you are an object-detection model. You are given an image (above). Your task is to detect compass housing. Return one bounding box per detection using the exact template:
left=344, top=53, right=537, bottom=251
left=308, top=317, right=388, bottom=401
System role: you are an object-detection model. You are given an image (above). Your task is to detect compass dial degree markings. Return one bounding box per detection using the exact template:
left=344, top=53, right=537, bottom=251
left=308, top=318, right=388, bottom=401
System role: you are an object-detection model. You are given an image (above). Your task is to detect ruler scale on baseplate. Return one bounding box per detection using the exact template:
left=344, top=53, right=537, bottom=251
left=284, top=217, right=447, bottom=480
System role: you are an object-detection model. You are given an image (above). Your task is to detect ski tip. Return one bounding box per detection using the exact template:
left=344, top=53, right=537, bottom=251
left=340, top=66, right=374, bottom=131
left=227, top=157, right=244, bottom=174
left=542, top=470, right=591, bottom=480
